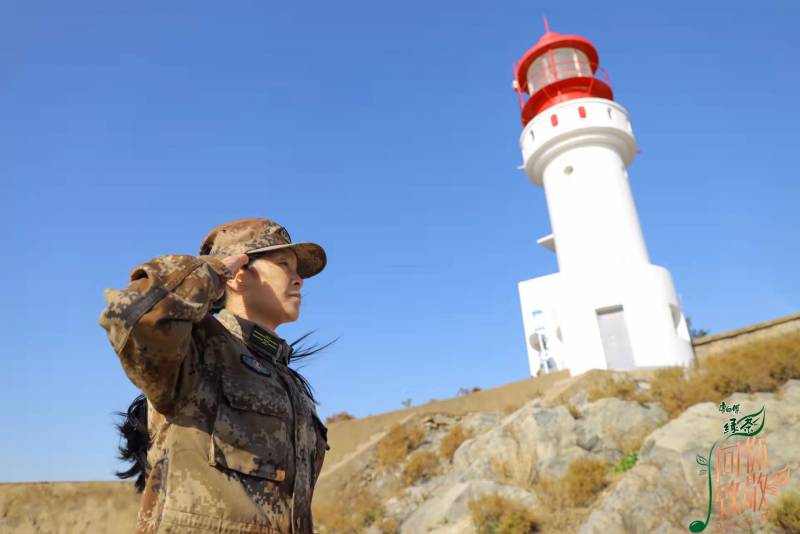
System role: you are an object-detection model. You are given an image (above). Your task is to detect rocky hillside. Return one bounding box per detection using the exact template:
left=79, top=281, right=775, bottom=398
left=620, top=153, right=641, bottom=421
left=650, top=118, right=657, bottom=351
left=313, top=376, right=800, bottom=534
left=312, top=320, right=800, bottom=533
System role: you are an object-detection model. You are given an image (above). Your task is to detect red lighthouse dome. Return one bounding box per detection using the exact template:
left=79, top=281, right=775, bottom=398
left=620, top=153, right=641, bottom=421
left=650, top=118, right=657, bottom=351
left=513, top=19, right=613, bottom=126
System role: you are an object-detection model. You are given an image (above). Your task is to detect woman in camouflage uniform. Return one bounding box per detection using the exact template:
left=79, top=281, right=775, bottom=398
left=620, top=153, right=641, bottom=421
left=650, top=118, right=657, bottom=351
left=99, top=217, right=335, bottom=534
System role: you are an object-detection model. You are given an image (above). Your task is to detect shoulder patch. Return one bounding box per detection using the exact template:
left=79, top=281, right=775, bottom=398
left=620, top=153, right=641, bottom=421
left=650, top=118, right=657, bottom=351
left=240, top=353, right=272, bottom=377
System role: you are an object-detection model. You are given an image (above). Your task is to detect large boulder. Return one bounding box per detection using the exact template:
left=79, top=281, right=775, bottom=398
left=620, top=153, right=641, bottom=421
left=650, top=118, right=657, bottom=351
left=453, top=396, right=667, bottom=482
left=453, top=400, right=583, bottom=480
left=579, top=380, right=800, bottom=534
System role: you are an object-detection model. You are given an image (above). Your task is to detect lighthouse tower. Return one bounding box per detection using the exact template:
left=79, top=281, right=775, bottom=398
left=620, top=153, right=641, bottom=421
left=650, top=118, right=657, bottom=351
left=513, top=20, right=695, bottom=377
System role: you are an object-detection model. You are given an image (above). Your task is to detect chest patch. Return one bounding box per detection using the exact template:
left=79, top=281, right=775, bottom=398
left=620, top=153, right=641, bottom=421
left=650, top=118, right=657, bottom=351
left=240, top=353, right=272, bottom=377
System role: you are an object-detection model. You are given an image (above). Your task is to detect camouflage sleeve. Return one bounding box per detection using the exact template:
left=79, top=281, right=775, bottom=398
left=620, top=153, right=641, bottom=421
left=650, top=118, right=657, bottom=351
left=98, top=254, right=234, bottom=413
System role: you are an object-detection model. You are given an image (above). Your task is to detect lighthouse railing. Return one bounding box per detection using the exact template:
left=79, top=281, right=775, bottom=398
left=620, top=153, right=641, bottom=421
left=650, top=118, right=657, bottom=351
left=515, top=59, right=612, bottom=111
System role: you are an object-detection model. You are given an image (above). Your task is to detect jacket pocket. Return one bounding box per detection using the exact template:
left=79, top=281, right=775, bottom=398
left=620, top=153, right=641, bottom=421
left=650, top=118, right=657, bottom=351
left=209, top=375, right=293, bottom=482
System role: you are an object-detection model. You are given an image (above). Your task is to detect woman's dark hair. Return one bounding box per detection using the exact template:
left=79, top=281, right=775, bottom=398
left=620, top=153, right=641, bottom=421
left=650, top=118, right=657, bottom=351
left=113, top=325, right=338, bottom=492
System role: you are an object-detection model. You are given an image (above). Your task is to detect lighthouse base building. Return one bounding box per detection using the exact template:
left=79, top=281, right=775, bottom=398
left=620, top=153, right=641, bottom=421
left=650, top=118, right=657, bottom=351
left=519, top=267, right=694, bottom=377
left=511, top=27, right=695, bottom=377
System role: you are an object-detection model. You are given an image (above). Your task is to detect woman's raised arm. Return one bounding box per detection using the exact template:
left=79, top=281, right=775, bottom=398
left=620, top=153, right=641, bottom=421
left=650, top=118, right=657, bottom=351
left=98, top=253, right=246, bottom=413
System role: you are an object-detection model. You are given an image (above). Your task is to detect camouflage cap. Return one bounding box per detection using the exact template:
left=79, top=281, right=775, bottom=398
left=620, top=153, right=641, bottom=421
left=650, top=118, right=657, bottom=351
left=199, top=217, right=326, bottom=279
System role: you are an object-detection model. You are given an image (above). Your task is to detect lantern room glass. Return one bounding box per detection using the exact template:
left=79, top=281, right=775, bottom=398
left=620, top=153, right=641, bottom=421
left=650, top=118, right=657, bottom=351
left=526, top=47, right=593, bottom=94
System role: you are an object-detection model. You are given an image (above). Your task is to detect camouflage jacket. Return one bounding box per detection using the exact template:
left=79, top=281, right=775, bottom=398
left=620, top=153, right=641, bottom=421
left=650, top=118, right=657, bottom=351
left=98, top=254, right=329, bottom=534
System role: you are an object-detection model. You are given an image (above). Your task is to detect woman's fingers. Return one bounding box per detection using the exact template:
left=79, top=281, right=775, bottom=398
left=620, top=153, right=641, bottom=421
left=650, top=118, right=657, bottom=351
left=221, top=254, right=249, bottom=276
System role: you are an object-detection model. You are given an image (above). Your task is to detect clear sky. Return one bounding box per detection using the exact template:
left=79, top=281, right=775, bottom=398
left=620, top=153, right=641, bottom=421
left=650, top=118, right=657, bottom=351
left=1, top=1, right=797, bottom=482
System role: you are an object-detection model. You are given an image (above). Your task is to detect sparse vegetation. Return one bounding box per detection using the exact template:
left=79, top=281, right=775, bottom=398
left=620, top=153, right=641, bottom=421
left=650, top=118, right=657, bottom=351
left=612, top=451, right=638, bottom=474
left=649, top=328, right=800, bottom=418
left=378, top=516, right=400, bottom=534
left=468, top=493, right=541, bottom=534
left=376, top=421, right=425, bottom=465
left=458, top=386, right=482, bottom=396
left=313, top=483, right=385, bottom=533
left=537, top=457, right=609, bottom=508
left=439, top=424, right=473, bottom=461
left=587, top=377, right=649, bottom=404
left=767, top=490, right=800, bottom=533
left=325, top=411, right=355, bottom=425
left=566, top=403, right=580, bottom=419
left=489, top=448, right=537, bottom=491
left=686, top=316, right=710, bottom=339
left=604, top=424, right=652, bottom=458
left=401, top=450, right=440, bottom=486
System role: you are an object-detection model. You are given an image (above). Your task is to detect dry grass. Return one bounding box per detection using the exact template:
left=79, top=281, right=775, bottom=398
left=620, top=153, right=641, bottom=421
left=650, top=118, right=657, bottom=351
left=537, top=457, right=609, bottom=508
left=313, top=483, right=385, bottom=534
left=603, top=423, right=653, bottom=457
left=587, top=377, right=649, bottom=404
left=489, top=448, right=538, bottom=491
left=565, top=403, right=580, bottom=419
left=376, top=421, right=425, bottom=465
left=377, top=516, right=400, bottom=534
left=528, top=457, right=610, bottom=532
left=401, top=450, right=440, bottom=486
left=439, top=424, right=474, bottom=461
left=650, top=329, right=800, bottom=418
left=468, top=494, right=541, bottom=534
left=767, top=490, right=800, bottom=533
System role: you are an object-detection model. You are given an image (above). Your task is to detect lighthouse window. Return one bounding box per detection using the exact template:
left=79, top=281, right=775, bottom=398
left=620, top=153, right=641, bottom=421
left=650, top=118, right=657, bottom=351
left=527, top=54, right=555, bottom=93
left=552, top=48, right=591, bottom=79
left=527, top=48, right=592, bottom=94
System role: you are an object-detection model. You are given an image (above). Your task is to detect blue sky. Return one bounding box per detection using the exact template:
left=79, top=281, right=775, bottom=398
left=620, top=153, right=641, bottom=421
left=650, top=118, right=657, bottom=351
left=1, top=1, right=797, bottom=482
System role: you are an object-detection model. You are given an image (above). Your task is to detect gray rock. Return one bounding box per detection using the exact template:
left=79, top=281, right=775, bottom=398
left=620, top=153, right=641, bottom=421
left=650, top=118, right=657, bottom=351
left=452, top=395, right=666, bottom=484
left=576, top=398, right=667, bottom=461
left=399, top=479, right=537, bottom=534
left=453, top=399, right=584, bottom=481
left=579, top=380, right=800, bottom=534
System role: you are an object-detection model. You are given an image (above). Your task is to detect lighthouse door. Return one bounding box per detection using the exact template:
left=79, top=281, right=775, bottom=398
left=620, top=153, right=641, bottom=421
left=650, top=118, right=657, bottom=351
left=596, top=305, right=635, bottom=370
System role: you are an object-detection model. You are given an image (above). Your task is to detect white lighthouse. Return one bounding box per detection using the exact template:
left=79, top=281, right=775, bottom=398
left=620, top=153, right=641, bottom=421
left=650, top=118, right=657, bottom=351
left=513, top=21, right=695, bottom=377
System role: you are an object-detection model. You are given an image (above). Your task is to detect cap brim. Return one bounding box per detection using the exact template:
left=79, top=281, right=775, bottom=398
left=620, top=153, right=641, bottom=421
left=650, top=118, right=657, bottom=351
left=245, top=242, right=327, bottom=279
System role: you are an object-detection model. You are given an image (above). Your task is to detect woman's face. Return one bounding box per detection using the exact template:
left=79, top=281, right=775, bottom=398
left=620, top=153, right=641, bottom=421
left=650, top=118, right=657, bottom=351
left=241, top=248, right=303, bottom=327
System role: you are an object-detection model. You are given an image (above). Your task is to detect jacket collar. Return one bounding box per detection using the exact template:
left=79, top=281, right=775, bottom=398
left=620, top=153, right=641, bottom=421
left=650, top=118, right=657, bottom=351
left=216, top=307, right=292, bottom=365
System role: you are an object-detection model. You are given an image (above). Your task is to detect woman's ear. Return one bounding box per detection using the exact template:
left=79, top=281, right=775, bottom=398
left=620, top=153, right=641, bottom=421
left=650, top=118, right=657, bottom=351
left=226, top=265, right=250, bottom=294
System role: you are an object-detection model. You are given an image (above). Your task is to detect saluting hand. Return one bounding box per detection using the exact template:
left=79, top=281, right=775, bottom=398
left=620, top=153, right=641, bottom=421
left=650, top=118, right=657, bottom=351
left=221, top=254, right=250, bottom=278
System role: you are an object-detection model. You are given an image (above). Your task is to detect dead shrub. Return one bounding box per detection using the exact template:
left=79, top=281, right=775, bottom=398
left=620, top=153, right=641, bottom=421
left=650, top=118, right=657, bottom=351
left=377, top=516, right=400, bottom=534
left=439, top=424, right=474, bottom=461
left=565, top=403, right=580, bottom=419
left=537, top=457, right=609, bottom=509
left=376, top=421, right=425, bottom=466
left=489, top=448, right=538, bottom=491
left=606, top=423, right=654, bottom=456
left=468, top=493, right=541, bottom=534
left=325, top=411, right=355, bottom=424
left=650, top=328, right=800, bottom=418
left=587, top=377, right=648, bottom=403
left=313, top=483, right=384, bottom=533
left=767, top=490, right=800, bottom=533
left=648, top=367, right=711, bottom=418
left=401, top=450, right=440, bottom=486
